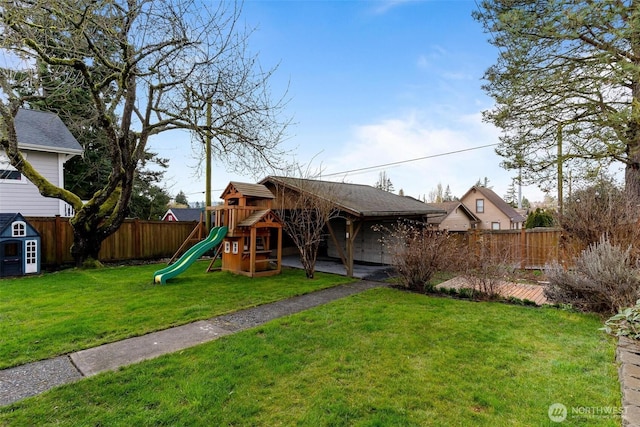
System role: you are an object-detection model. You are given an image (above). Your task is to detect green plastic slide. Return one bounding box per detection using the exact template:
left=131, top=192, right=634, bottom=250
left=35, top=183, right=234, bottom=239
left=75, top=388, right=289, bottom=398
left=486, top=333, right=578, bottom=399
left=153, top=226, right=228, bottom=284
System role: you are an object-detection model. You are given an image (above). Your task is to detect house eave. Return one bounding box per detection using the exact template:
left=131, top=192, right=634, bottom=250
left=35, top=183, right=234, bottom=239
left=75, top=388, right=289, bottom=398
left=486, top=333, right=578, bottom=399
left=18, top=142, right=83, bottom=157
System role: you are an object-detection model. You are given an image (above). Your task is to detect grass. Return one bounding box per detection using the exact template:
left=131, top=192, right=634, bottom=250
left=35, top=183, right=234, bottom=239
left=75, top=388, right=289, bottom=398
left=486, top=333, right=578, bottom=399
left=0, top=288, right=620, bottom=426
left=0, top=261, right=354, bottom=369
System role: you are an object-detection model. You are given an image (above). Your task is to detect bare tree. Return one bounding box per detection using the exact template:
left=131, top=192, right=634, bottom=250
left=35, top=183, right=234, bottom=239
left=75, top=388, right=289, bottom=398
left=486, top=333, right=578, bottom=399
left=0, top=0, right=289, bottom=266
left=267, top=173, right=340, bottom=279
left=376, top=220, right=460, bottom=292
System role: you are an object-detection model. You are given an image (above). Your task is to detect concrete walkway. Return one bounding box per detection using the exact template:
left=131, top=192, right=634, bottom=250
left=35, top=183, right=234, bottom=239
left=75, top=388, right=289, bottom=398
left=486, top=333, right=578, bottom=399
left=0, top=280, right=385, bottom=407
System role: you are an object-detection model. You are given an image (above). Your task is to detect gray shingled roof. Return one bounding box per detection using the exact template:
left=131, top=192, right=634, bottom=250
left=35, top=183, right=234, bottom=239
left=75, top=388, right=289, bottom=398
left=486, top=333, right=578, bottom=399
left=221, top=182, right=275, bottom=199
left=14, top=109, right=83, bottom=155
left=462, top=186, right=526, bottom=223
left=164, top=208, right=203, bottom=222
left=261, top=176, right=445, bottom=218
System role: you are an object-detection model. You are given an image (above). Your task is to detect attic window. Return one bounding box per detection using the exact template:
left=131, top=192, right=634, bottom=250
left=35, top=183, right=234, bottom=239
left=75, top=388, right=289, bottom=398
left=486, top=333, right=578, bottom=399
left=475, top=199, right=484, bottom=213
left=12, top=221, right=26, bottom=237
left=0, top=151, right=24, bottom=181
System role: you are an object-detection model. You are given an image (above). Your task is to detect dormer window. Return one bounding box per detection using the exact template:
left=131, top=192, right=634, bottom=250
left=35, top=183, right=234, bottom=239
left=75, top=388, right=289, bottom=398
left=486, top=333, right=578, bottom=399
left=12, top=221, right=26, bottom=237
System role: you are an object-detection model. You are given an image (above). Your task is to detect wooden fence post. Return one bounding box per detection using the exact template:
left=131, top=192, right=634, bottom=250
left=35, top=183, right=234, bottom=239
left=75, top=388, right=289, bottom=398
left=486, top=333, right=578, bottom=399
left=55, top=215, right=63, bottom=266
left=520, top=227, right=526, bottom=270
left=133, top=219, right=141, bottom=259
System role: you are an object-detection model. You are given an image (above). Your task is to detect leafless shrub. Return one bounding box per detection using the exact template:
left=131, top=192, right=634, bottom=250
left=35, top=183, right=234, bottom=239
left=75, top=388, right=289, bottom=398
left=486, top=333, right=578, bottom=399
left=461, top=235, right=516, bottom=300
left=269, top=174, right=340, bottom=279
left=377, top=221, right=460, bottom=292
left=559, top=182, right=640, bottom=262
left=545, top=236, right=640, bottom=314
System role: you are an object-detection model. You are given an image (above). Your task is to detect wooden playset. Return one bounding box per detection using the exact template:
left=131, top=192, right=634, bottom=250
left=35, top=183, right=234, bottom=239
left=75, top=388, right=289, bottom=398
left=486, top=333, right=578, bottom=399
left=210, top=182, right=283, bottom=277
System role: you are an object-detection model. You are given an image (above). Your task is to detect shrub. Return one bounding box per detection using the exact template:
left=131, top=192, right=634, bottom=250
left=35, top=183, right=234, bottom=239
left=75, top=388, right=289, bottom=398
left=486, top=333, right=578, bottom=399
left=377, top=221, right=461, bottom=292
left=525, top=208, right=555, bottom=228
left=461, top=234, right=515, bottom=300
left=545, top=236, right=640, bottom=314
left=602, top=301, right=640, bottom=340
left=558, top=181, right=640, bottom=261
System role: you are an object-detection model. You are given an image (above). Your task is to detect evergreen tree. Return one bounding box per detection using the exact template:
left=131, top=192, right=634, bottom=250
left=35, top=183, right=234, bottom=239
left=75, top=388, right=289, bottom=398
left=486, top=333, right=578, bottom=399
left=504, top=181, right=518, bottom=207
left=175, top=191, right=189, bottom=206
left=475, top=1, right=640, bottom=197
left=374, top=171, right=395, bottom=192
left=525, top=208, right=555, bottom=229
left=443, top=185, right=453, bottom=202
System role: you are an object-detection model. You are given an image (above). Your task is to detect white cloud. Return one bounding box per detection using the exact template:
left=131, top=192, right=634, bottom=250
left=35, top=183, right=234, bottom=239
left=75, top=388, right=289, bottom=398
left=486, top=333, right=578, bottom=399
left=370, top=0, right=416, bottom=15
left=320, top=111, right=546, bottom=202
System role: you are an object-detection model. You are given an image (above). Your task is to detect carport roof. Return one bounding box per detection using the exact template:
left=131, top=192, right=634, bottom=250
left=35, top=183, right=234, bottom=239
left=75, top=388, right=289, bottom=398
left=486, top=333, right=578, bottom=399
left=260, top=176, right=445, bottom=218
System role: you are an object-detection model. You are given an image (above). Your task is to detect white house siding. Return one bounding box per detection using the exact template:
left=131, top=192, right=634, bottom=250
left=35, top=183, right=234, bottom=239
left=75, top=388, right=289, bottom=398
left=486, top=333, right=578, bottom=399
left=0, top=150, right=62, bottom=216
left=326, top=219, right=394, bottom=265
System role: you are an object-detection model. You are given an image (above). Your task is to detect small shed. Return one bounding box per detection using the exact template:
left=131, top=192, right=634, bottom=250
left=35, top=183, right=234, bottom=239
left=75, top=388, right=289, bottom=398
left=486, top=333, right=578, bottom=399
left=0, top=213, right=41, bottom=277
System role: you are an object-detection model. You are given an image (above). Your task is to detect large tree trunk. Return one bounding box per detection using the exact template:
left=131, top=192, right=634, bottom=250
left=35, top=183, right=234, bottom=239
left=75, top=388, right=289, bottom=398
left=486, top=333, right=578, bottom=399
left=625, top=153, right=640, bottom=199
left=70, top=224, right=104, bottom=266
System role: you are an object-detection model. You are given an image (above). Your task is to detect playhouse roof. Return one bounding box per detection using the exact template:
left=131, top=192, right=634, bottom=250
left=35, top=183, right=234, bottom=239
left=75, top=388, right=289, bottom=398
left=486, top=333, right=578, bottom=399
left=221, top=182, right=275, bottom=200
left=15, top=109, right=83, bottom=155
left=0, top=213, right=40, bottom=237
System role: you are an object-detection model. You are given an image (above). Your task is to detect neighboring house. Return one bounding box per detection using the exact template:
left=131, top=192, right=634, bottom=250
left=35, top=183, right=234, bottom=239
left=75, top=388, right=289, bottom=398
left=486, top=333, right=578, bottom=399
left=162, top=208, right=203, bottom=222
left=260, top=176, right=446, bottom=275
left=460, top=185, right=526, bottom=230
left=0, top=109, right=83, bottom=217
left=0, top=213, right=41, bottom=277
left=426, top=201, right=480, bottom=231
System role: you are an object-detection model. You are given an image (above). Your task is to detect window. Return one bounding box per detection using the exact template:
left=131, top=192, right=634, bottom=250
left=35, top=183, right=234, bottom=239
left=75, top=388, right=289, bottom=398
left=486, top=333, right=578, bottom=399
left=491, top=222, right=500, bottom=230
left=0, top=151, right=24, bottom=181
left=232, top=241, right=239, bottom=254
left=224, top=241, right=230, bottom=253
left=475, top=199, right=484, bottom=213
left=12, top=221, right=26, bottom=237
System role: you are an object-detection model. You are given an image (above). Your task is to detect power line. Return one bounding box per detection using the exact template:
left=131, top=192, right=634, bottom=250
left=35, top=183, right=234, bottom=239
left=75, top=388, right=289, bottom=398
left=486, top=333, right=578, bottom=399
left=182, top=142, right=500, bottom=197
left=321, top=143, right=499, bottom=178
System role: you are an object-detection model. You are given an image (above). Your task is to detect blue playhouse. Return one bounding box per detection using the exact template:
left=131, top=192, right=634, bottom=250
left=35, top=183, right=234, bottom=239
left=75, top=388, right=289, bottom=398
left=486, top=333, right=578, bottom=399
left=0, top=213, right=41, bottom=277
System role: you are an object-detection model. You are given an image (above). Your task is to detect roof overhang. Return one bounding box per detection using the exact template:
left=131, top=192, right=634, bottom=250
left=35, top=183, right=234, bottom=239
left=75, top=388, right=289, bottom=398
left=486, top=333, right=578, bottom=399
left=17, top=142, right=84, bottom=157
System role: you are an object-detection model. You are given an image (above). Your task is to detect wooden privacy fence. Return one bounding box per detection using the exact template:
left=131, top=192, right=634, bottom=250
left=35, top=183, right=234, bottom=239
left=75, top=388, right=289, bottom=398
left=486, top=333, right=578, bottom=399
left=27, top=216, right=570, bottom=270
left=457, top=227, right=575, bottom=269
left=26, top=216, right=198, bottom=267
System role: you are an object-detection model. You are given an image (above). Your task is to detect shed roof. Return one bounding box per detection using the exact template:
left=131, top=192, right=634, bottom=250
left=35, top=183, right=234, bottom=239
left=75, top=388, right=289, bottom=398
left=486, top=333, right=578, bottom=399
left=261, top=176, right=445, bottom=218
left=14, top=109, right=83, bottom=155
left=220, top=182, right=275, bottom=200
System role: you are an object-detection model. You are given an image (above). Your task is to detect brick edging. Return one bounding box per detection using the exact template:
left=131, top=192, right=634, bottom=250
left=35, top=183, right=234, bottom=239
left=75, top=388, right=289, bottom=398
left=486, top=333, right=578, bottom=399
left=618, top=337, right=640, bottom=426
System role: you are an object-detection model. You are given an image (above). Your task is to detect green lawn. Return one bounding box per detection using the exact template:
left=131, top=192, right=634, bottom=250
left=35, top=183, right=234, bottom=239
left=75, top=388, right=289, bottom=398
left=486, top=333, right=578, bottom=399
left=0, top=288, right=620, bottom=426
left=0, top=261, right=354, bottom=369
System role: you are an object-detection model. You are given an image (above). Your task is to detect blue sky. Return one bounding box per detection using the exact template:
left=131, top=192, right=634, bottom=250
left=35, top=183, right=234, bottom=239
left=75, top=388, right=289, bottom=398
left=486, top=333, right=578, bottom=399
left=150, top=0, right=547, bottom=204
